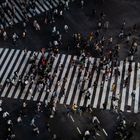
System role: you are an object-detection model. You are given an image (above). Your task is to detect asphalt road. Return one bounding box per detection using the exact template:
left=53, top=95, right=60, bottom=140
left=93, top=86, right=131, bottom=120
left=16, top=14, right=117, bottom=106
left=0, top=0, right=140, bottom=139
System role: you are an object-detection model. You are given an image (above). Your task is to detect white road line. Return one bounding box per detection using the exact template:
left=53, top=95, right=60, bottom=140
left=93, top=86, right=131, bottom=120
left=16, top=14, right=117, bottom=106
left=111, top=61, right=124, bottom=108
left=45, top=1, right=52, bottom=9
left=120, top=61, right=129, bottom=111
left=106, top=68, right=116, bottom=110
left=1, top=50, right=20, bottom=85
left=0, top=48, right=4, bottom=56
left=76, top=127, right=82, bottom=134
left=10, top=0, right=22, bottom=21
left=0, top=48, right=9, bottom=65
left=35, top=5, right=41, bottom=15
left=86, top=58, right=99, bottom=107
left=39, top=54, right=60, bottom=102
left=55, top=55, right=71, bottom=102
left=73, top=59, right=88, bottom=105
left=0, top=49, right=14, bottom=77
left=54, top=0, right=60, bottom=4
left=60, top=56, right=77, bottom=104
left=1, top=51, right=25, bottom=97
left=93, top=69, right=103, bottom=108
left=66, top=59, right=81, bottom=105
left=33, top=53, right=49, bottom=101
left=41, top=1, right=49, bottom=11
left=20, top=52, right=42, bottom=100
left=92, top=116, right=100, bottom=124
left=127, top=62, right=135, bottom=106
left=13, top=51, right=31, bottom=99
left=103, top=128, right=108, bottom=136
left=51, top=0, right=57, bottom=7
left=134, top=63, right=140, bottom=113
left=15, top=0, right=32, bottom=18
left=70, top=115, right=74, bottom=122
left=79, top=58, right=94, bottom=106
left=47, top=54, right=66, bottom=102
left=36, top=1, right=45, bottom=12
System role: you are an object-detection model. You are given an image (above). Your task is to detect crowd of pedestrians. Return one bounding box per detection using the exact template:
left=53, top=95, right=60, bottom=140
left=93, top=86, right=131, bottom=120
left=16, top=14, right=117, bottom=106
left=0, top=98, right=65, bottom=140
left=0, top=0, right=140, bottom=139
left=0, top=0, right=139, bottom=117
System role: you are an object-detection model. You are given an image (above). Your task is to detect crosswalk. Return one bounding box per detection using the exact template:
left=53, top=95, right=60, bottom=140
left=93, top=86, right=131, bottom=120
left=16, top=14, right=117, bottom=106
left=0, top=47, right=140, bottom=113
left=0, top=0, right=65, bottom=27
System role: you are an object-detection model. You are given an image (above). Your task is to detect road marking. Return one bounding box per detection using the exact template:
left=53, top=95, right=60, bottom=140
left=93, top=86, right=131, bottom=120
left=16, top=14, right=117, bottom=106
left=70, top=115, right=74, bottom=122
left=92, top=116, right=100, bottom=124
left=102, top=128, right=108, bottom=136
left=76, top=127, right=82, bottom=134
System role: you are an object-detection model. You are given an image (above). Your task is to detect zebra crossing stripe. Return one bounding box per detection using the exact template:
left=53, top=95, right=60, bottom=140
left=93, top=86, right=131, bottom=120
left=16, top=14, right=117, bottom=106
left=35, top=5, right=41, bottom=15
left=134, top=63, right=140, bottom=113
left=51, top=0, right=57, bottom=7
left=66, top=58, right=81, bottom=105
left=60, top=56, right=77, bottom=104
left=9, top=0, right=22, bottom=22
left=10, top=0, right=24, bottom=21
left=54, top=55, right=71, bottom=102
left=8, top=51, right=31, bottom=98
left=1, top=51, right=25, bottom=97
left=39, top=1, right=49, bottom=11
left=20, top=52, right=42, bottom=100
left=0, top=49, right=15, bottom=78
left=39, top=54, right=61, bottom=102
left=0, top=48, right=4, bottom=55
left=127, top=62, right=135, bottom=107
left=58, top=0, right=65, bottom=4
left=120, top=61, right=129, bottom=111
left=2, top=0, right=65, bottom=27
left=35, top=1, right=45, bottom=13
left=54, top=0, right=60, bottom=4
left=111, top=61, right=124, bottom=109
left=0, top=48, right=9, bottom=66
left=73, top=58, right=89, bottom=105
left=93, top=67, right=103, bottom=108
left=106, top=66, right=116, bottom=110
left=87, top=59, right=99, bottom=107
left=3, top=12, right=11, bottom=26
left=0, top=50, right=20, bottom=85
left=32, top=53, right=49, bottom=101
left=13, top=51, right=31, bottom=99
left=47, top=54, right=66, bottom=102
left=0, top=48, right=4, bottom=58
left=15, top=0, right=32, bottom=18
left=6, top=1, right=18, bottom=23
left=44, top=1, right=53, bottom=9
left=79, top=58, right=94, bottom=106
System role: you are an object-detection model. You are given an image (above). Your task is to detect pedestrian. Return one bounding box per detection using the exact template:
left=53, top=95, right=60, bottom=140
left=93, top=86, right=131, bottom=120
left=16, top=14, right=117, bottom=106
left=111, top=83, right=116, bottom=92
left=72, top=104, right=78, bottom=114
left=84, top=130, right=90, bottom=140
left=33, top=20, right=40, bottom=30
left=3, top=30, right=7, bottom=40
left=131, top=90, right=135, bottom=100
left=81, top=0, right=84, bottom=8
left=124, top=76, right=129, bottom=88
left=103, top=102, right=107, bottom=110
left=104, top=20, right=109, bottom=30
left=12, top=32, right=18, bottom=45
left=64, top=24, right=68, bottom=32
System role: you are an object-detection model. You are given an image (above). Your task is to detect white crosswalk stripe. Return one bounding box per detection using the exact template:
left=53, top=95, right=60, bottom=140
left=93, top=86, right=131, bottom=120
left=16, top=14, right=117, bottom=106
left=0, top=48, right=140, bottom=113
left=120, top=62, right=129, bottom=111
left=0, top=0, right=65, bottom=27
